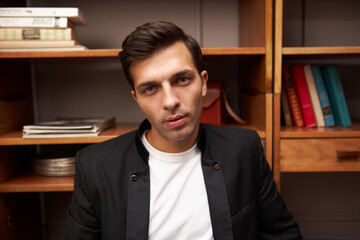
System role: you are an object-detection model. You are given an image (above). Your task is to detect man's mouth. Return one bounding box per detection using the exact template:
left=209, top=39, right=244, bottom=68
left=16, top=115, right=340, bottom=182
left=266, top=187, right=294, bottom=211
left=164, top=115, right=186, bottom=128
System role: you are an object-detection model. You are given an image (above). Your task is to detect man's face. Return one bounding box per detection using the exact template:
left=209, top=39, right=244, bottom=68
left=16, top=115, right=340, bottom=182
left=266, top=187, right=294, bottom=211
left=130, top=41, right=208, bottom=152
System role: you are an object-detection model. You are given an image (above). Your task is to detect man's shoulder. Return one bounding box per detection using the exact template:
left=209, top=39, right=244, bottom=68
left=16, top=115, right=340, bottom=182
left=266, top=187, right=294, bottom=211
left=78, top=129, right=138, bottom=160
left=202, top=124, right=260, bottom=142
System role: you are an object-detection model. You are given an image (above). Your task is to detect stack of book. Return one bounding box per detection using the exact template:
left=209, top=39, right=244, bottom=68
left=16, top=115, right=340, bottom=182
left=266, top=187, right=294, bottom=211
left=0, top=7, right=87, bottom=51
left=32, top=157, right=75, bottom=177
left=22, top=116, right=115, bottom=138
left=282, top=64, right=352, bottom=128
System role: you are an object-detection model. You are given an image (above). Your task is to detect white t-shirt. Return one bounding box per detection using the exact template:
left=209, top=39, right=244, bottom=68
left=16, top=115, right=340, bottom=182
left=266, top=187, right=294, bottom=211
left=142, top=133, right=214, bottom=240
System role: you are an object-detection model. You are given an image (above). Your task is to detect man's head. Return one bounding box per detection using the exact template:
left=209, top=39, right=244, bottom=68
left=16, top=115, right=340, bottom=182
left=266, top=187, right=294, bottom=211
left=119, top=21, right=208, bottom=153
left=119, top=21, right=203, bottom=90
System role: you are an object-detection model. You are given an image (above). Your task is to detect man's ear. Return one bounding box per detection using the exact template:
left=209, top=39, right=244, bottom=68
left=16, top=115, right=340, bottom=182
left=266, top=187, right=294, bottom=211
left=131, top=90, right=137, bottom=102
left=201, top=70, right=208, bottom=97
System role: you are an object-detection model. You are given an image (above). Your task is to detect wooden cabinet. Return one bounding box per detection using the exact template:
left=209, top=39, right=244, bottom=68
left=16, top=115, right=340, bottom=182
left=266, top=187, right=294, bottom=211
left=274, top=0, right=360, bottom=180
left=0, top=0, right=273, bottom=238
left=274, top=0, right=360, bottom=238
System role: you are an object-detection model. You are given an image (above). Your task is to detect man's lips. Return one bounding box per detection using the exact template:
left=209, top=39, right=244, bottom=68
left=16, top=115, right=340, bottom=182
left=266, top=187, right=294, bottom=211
left=164, top=115, right=186, bottom=128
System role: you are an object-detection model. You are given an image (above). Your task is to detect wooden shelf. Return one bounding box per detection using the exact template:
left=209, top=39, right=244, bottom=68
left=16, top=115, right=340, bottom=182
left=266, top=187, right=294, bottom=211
left=0, top=123, right=139, bottom=146
left=280, top=122, right=360, bottom=139
left=282, top=46, right=360, bottom=55
left=202, top=47, right=265, bottom=55
left=0, top=49, right=121, bottom=58
left=0, top=173, right=74, bottom=192
left=0, top=47, right=266, bottom=59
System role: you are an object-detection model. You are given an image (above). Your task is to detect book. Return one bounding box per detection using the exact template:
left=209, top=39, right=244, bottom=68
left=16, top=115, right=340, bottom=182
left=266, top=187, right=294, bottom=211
left=303, top=64, right=325, bottom=127
left=291, top=64, right=317, bottom=127
left=322, top=65, right=352, bottom=127
left=23, top=116, right=115, bottom=138
left=281, top=86, right=293, bottom=127
left=311, top=65, right=335, bottom=126
left=0, top=17, right=74, bottom=28
left=0, top=40, right=77, bottom=48
left=282, top=65, right=304, bottom=127
left=0, top=28, right=76, bottom=41
left=0, top=7, right=86, bottom=25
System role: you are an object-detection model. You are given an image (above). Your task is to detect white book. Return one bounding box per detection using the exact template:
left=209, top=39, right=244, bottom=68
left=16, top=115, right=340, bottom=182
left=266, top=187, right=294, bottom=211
left=303, top=64, right=325, bottom=127
left=23, top=132, right=101, bottom=139
left=0, top=7, right=86, bottom=25
left=0, top=17, right=71, bottom=28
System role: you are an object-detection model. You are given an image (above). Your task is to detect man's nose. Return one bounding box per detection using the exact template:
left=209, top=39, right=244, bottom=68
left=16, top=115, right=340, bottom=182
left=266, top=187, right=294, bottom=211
left=162, top=86, right=180, bottom=110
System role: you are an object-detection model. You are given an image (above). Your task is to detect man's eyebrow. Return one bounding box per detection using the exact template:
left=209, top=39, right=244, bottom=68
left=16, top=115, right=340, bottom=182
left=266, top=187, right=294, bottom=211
left=173, top=69, right=195, bottom=78
left=135, top=69, right=195, bottom=90
left=136, top=81, right=158, bottom=91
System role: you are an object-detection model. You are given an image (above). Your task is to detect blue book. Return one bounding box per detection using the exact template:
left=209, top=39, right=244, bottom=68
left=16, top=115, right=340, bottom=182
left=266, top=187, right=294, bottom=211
left=311, top=65, right=335, bottom=126
left=322, top=65, right=352, bottom=127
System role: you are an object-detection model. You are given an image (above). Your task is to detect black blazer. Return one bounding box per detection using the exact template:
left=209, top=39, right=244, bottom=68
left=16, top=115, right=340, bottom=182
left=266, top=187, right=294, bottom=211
left=63, top=120, right=302, bottom=239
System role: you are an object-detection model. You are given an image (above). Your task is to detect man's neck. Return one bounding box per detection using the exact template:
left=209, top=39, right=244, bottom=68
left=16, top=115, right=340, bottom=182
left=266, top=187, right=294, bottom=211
left=145, top=128, right=198, bottom=153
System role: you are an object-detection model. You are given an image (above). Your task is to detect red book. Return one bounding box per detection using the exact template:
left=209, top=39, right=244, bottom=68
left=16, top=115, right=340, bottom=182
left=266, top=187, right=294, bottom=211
left=291, top=65, right=317, bottom=127
left=282, top=65, right=304, bottom=127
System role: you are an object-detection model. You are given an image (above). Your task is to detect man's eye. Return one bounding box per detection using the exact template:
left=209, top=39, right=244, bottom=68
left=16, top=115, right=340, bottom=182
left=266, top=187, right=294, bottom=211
left=144, top=86, right=155, bottom=93
left=178, top=77, right=190, bottom=85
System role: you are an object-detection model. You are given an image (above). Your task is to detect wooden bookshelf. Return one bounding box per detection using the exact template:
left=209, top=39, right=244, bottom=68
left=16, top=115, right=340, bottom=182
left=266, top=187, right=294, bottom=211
left=0, top=0, right=274, bottom=239
left=0, top=47, right=266, bottom=59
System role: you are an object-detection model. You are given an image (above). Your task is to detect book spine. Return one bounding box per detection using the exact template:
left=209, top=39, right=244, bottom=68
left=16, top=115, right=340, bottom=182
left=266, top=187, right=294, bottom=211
left=311, top=65, right=335, bottom=126
left=322, top=65, right=352, bottom=127
left=282, top=65, right=304, bottom=127
left=0, top=28, right=73, bottom=40
left=0, top=17, right=70, bottom=28
left=291, top=64, right=317, bottom=127
left=281, top=86, right=293, bottom=127
left=303, top=64, right=325, bottom=127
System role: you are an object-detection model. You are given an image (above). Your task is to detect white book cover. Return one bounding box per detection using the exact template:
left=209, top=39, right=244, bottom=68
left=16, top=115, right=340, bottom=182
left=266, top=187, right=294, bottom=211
left=0, top=7, right=86, bottom=25
left=303, top=64, right=325, bottom=127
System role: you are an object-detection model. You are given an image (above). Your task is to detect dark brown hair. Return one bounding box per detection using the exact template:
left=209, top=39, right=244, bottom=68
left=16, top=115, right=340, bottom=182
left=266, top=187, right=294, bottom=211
left=119, top=21, right=203, bottom=90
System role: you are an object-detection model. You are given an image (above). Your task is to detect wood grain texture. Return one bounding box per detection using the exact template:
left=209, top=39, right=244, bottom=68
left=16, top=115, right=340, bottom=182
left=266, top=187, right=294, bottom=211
left=281, top=138, right=360, bottom=172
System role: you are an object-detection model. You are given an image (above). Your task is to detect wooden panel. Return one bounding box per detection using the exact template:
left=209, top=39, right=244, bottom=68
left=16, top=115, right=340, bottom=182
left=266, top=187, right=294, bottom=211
left=0, top=193, right=41, bottom=240
left=265, top=0, right=273, bottom=93
left=280, top=121, right=360, bottom=138
left=239, top=0, right=266, bottom=47
left=274, top=0, right=283, bottom=94
left=281, top=138, right=360, bottom=172
left=239, top=91, right=266, bottom=132
left=273, top=93, right=281, bottom=188
left=0, top=60, right=34, bottom=135
left=0, top=173, right=74, bottom=192
left=282, top=46, right=360, bottom=55
left=265, top=93, right=273, bottom=169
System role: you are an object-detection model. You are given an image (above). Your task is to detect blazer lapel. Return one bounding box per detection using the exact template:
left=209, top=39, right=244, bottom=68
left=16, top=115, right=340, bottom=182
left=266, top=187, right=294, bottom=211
left=126, top=166, right=150, bottom=240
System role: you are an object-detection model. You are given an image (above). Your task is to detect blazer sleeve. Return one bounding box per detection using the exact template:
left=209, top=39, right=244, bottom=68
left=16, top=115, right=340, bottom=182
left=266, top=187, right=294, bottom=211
left=256, top=136, right=303, bottom=240
left=62, top=151, right=101, bottom=240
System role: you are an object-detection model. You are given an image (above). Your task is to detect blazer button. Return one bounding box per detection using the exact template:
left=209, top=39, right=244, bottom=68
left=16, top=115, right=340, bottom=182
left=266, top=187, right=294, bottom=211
left=131, top=175, right=137, bottom=181
left=214, top=164, right=221, bottom=171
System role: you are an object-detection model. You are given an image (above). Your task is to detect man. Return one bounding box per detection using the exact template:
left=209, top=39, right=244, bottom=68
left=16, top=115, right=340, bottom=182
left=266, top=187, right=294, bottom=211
left=63, top=21, right=302, bottom=239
